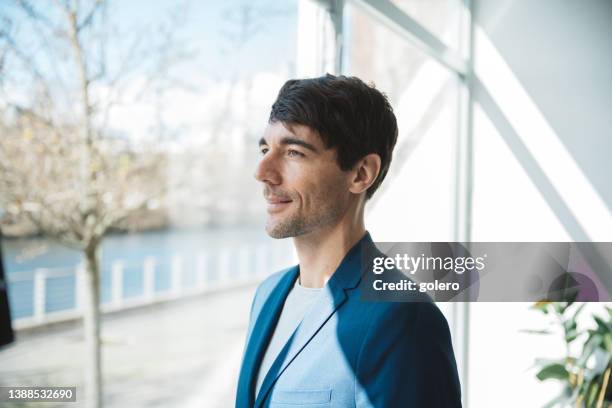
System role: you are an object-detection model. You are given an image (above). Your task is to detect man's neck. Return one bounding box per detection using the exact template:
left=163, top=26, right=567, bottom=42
left=293, top=219, right=366, bottom=288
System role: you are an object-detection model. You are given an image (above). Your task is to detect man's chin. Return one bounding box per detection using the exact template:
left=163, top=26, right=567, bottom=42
left=265, top=223, right=292, bottom=239
left=265, top=217, right=304, bottom=239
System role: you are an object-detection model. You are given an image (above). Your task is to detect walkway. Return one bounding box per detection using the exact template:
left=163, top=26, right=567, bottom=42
left=0, top=284, right=257, bottom=407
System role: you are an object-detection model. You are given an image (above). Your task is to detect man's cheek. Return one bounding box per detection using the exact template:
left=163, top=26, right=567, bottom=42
left=320, top=172, right=347, bottom=195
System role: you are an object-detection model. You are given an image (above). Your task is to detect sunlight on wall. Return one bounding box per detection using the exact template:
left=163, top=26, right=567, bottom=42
left=471, top=101, right=571, bottom=242
left=473, top=25, right=612, bottom=242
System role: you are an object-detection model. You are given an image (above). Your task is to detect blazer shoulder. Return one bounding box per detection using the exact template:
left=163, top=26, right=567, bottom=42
left=359, top=264, right=445, bottom=329
left=361, top=297, right=450, bottom=339
left=251, top=266, right=297, bottom=313
left=256, top=266, right=295, bottom=294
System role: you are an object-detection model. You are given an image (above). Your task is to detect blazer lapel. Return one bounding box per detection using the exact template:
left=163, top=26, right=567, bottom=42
left=236, top=266, right=299, bottom=408
left=254, top=232, right=376, bottom=407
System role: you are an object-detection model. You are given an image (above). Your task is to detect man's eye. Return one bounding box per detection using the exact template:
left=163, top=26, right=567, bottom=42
left=260, top=147, right=269, bottom=155
left=287, top=149, right=304, bottom=157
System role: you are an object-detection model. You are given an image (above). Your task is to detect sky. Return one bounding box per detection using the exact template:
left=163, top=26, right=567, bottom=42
left=112, top=0, right=298, bottom=81
left=0, top=0, right=299, bottom=143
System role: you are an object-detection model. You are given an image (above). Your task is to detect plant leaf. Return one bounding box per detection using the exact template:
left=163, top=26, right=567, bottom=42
left=577, top=334, right=603, bottom=367
left=564, top=319, right=578, bottom=332
left=594, top=315, right=612, bottom=334
left=554, top=302, right=567, bottom=314
left=604, top=333, right=612, bottom=353
left=566, top=328, right=581, bottom=343
left=536, top=363, right=569, bottom=381
left=585, top=373, right=601, bottom=407
left=572, top=302, right=587, bottom=322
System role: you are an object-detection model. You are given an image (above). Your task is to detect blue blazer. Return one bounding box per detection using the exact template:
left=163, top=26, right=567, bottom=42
left=236, top=233, right=462, bottom=407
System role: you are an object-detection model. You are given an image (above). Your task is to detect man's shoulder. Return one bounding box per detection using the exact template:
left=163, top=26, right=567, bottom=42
left=359, top=298, right=451, bottom=341
left=253, top=265, right=297, bottom=302
left=246, top=266, right=296, bottom=333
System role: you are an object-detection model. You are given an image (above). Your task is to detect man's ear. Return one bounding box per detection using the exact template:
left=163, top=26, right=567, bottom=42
left=349, top=153, right=381, bottom=195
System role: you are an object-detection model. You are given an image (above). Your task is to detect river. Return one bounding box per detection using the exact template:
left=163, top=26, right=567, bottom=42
left=1, top=226, right=292, bottom=321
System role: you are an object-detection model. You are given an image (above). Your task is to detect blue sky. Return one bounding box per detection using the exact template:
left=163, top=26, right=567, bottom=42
left=106, top=0, right=298, bottom=81
left=0, top=0, right=299, bottom=141
left=1, top=0, right=298, bottom=86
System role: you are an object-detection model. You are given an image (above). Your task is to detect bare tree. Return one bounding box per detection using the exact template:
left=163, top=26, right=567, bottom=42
left=190, top=0, right=293, bottom=225
left=0, top=1, right=189, bottom=407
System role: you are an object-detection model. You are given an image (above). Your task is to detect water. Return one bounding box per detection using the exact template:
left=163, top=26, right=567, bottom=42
left=1, top=226, right=291, bottom=321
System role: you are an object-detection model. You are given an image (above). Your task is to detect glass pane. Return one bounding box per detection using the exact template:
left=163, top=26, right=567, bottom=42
left=346, top=3, right=460, bottom=242
left=389, top=0, right=464, bottom=51
left=0, top=0, right=298, bottom=406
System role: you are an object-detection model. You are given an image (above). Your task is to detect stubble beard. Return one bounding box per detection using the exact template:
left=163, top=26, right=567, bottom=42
left=266, top=200, right=345, bottom=239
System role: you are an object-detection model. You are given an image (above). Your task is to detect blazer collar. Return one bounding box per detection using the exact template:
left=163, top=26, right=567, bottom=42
left=325, top=230, right=377, bottom=292
left=236, top=265, right=298, bottom=408
left=239, top=231, right=378, bottom=407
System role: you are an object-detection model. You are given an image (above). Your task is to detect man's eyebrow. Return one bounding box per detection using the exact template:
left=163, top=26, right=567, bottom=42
left=258, top=136, right=319, bottom=153
left=280, top=136, right=319, bottom=152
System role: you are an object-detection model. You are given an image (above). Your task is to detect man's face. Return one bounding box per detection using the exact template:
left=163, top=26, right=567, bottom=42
left=255, top=122, right=352, bottom=238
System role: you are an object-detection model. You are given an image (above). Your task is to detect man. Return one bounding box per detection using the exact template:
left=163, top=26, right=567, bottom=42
left=236, top=74, right=462, bottom=407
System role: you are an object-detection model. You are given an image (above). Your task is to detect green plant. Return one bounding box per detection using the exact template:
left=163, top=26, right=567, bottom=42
left=527, top=301, right=612, bottom=408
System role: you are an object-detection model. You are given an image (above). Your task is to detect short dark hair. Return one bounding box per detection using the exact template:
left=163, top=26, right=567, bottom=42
left=269, top=74, right=398, bottom=199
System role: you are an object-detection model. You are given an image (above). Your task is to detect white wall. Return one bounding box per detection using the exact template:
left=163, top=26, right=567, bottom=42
left=472, top=0, right=612, bottom=242
left=469, top=1, right=612, bottom=407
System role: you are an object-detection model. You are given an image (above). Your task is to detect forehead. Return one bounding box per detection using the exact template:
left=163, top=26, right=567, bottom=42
left=263, top=122, right=324, bottom=147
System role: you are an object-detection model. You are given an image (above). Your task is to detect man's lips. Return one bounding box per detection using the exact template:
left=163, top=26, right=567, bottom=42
left=266, top=197, right=293, bottom=204
left=265, top=196, right=293, bottom=212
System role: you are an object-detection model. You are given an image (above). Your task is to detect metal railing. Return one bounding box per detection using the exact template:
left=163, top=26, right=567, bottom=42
left=7, top=241, right=295, bottom=330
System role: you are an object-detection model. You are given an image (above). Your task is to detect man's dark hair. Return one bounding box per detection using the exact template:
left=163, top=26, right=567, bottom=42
left=269, top=74, right=398, bottom=199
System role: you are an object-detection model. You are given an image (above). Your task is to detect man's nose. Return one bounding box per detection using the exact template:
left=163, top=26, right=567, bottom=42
left=254, top=152, right=281, bottom=185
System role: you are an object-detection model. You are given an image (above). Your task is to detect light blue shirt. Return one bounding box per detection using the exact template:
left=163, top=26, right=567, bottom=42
left=254, top=278, right=322, bottom=396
